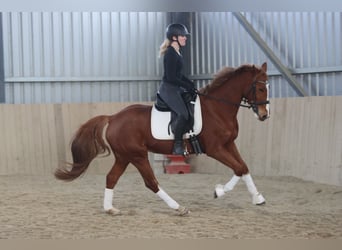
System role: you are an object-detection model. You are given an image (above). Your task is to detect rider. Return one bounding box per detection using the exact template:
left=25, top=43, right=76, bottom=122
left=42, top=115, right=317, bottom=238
left=157, top=23, right=196, bottom=155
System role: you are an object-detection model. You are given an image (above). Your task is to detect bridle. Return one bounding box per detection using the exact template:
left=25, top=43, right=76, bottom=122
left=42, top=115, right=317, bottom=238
left=242, top=80, right=270, bottom=115
left=196, top=79, right=270, bottom=115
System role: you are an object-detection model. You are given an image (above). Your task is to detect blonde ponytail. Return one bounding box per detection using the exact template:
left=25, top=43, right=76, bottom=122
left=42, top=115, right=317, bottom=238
left=159, top=38, right=171, bottom=57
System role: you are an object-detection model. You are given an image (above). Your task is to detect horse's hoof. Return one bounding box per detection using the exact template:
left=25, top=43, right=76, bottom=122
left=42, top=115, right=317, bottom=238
left=105, top=207, right=121, bottom=216
left=253, top=193, right=266, bottom=205
left=256, top=201, right=266, bottom=206
left=214, top=184, right=225, bottom=198
left=177, top=206, right=190, bottom=216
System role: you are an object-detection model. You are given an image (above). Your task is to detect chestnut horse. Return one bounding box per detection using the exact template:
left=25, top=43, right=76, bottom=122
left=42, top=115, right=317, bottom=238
left=54, top=62, right=270, bottom=216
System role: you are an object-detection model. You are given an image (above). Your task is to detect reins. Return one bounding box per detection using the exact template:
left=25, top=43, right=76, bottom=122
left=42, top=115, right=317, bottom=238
left=196, top=91, right=251, bottom=108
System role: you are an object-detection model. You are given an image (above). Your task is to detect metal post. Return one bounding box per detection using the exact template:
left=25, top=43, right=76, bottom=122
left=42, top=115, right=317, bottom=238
left=0, top=13, right=5, bottom=103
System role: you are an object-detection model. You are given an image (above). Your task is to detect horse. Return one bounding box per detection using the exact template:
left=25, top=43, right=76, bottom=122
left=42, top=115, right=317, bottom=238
left=54, top=62, right=270, bottom=216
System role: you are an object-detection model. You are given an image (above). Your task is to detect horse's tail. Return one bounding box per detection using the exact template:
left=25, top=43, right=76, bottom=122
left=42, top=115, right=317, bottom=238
left=54, top=115, right=111, bottom=181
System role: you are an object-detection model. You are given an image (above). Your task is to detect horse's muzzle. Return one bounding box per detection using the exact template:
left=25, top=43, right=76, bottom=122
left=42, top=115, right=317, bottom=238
left=259, top=114, right=269, bottom=121
left=257, top=109, right=270, bottom=121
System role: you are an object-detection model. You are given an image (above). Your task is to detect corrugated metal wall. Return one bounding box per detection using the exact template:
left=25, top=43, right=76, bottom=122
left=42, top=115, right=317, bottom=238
left=3, top=12, right=167, bottom=103
left=191, top=12, right=342, bottom=97
left=2, top=12, right=342, bottom=103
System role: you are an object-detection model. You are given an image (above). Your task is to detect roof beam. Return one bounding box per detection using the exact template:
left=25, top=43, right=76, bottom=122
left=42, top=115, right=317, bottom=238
left=233, top=12, right=308, bottom=97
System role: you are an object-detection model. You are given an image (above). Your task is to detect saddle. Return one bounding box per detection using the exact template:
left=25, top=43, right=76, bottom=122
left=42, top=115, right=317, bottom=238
left=156, top=92, right=195, bottom=134
left=151, top=92, right=203, bottom=154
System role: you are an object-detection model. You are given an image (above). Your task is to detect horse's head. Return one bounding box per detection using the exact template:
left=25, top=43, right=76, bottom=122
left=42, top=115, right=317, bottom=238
left=243, top=62, right=270, bottom=121
left=199, top=62, right=270, bottom=121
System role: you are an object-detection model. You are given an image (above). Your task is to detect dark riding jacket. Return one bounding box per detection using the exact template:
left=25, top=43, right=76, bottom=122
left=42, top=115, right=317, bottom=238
left=158, top=46, right=194, bottom=120
left=162, top=46, right=194, bottom=91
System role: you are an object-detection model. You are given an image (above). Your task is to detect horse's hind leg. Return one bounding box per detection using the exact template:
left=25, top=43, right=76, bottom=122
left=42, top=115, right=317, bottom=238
left=132, top=155, right=190, bottom=216
left=103, top=157, right=129, bottom=215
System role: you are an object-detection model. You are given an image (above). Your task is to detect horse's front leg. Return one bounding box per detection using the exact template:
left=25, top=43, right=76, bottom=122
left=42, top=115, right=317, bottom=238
left=215, top=173, right=265, bottom=205
left=241, top=173, right=265, bottom=205
left=210, top=143, right=265, bottom=205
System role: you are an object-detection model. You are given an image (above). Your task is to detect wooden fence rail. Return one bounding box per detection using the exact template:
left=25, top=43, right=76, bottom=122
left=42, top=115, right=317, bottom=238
left=0, top=97, right=341, bottom=186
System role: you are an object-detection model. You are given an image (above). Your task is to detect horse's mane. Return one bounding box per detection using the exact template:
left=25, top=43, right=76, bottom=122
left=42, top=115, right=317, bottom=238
left=199, top=64, right=259, bottom=94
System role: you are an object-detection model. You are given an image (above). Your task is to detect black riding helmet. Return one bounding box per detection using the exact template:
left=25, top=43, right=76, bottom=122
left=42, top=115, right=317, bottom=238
left=166, top=23, right=190, bottom=41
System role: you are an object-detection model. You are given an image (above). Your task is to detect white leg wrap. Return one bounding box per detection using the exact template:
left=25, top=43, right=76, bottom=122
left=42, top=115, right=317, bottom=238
left=224, top=175, right=241, bottom=192
left=103, top=188, right=114, bottom=211
left=242, top=174, right=258, bottom=195
left=242, top=174, right=265, bottom=205
left=215, top=175, right=241, bottom=198
left=156, top=187, right=180, bottom=210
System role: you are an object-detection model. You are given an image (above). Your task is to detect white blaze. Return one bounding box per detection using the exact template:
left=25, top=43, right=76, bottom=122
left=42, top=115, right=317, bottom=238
left=266, top=83, right=270, bottom=117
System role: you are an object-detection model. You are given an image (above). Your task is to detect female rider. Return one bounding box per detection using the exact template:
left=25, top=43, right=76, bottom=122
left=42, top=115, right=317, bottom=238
left=157, top=23, right=196, bottom=155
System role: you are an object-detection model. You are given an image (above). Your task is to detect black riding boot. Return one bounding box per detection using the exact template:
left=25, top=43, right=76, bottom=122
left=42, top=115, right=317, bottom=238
left=172, top=116, right=187, bottom=155
left=172, top=140, right=184, bottom=155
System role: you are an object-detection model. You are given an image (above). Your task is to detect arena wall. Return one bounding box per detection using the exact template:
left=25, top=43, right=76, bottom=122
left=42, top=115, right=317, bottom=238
left=0, top=96, right=341, bottom=186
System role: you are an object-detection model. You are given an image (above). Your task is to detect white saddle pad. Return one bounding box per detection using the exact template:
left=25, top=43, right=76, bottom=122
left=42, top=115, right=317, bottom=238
left=151, top=96, right=203, bottom=140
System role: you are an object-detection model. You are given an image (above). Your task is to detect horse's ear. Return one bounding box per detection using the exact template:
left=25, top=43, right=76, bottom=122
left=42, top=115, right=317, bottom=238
left=261, top=62, right=267, bottom=72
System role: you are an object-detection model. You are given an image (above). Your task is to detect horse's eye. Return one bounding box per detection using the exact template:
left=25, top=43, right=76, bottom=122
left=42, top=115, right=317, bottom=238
left=258, top=88, right=265, bottom=92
